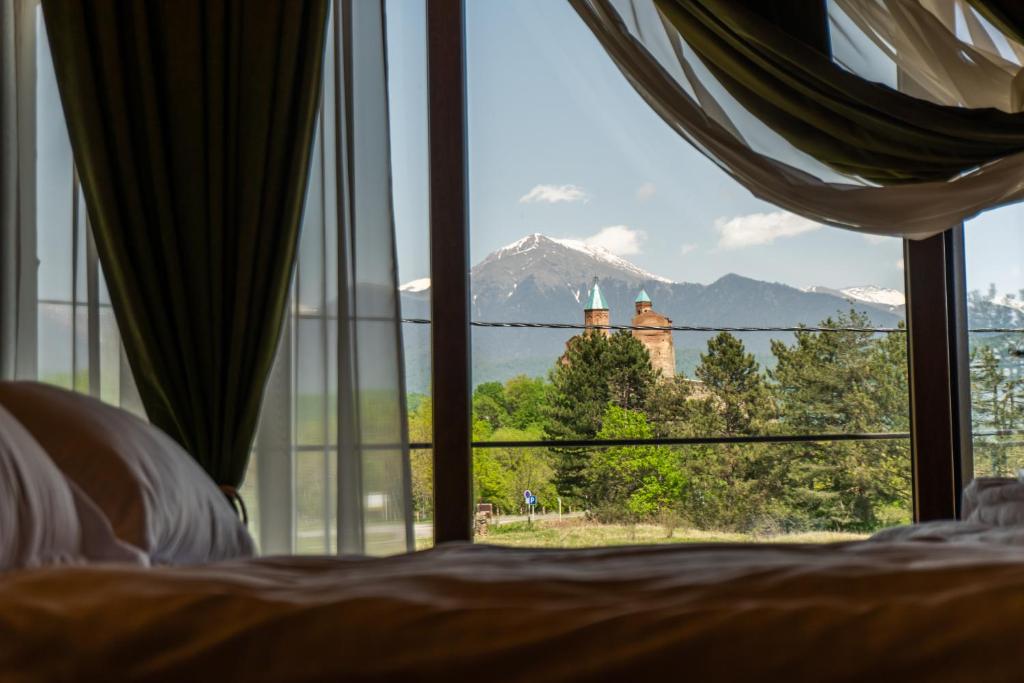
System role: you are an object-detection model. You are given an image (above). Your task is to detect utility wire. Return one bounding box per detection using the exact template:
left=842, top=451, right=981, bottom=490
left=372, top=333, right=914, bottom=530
left=400, top=318, right=906, bottom=333
left=401, top=318, right=1024, bottom=335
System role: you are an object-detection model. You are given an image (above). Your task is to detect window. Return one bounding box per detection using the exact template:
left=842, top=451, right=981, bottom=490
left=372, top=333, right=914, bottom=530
left=245, top=0, right=430, bottom=555
left=965, top=205, right=1024, bottom=479
left=28, top=2, right=141, bottom=411
left=421, top=0, right=914, bottom=548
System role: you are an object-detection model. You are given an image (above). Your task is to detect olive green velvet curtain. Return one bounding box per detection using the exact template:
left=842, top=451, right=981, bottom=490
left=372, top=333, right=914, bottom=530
left=40, top=0, right=329, bottom=487
left=655, top=0, right=1024, bottom=185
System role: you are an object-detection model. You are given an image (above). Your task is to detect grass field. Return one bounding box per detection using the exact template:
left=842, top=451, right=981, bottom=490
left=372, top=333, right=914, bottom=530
left=415, top=518, right=868, bottom=550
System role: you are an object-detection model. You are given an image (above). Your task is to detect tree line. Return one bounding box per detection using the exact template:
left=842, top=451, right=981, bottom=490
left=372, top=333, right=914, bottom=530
left=407, top=296, right=1024, bottom=534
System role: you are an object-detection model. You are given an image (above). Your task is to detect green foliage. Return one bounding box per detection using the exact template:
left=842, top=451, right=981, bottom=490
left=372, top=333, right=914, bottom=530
left=408, top=398, right=434, bottom=521
left=697, top=332, right=773, bottom=434
left=407, top=308, right=936, bottom=535
left=587, top=405, right=683, bottom=520
left=606, top=331, right=658, bottom=410
left=504, top=375, right=551, bottom=429
left=546, top=331, right=658, bottom=500
left=769, top=312, right=911, bottom=531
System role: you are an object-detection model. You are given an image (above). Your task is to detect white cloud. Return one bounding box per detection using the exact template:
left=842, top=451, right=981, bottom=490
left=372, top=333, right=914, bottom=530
left=862, top=233, right=890, bottom=245
left=635, top=182, right=657, bottom=202
left=581, top=225, right=647, bottom=256
left=519, top=184, right=589, bottom=204
left=896, top=258, right=905, bottom=271
left=714, top=211, right=822, bottom=250
left=679, top=243, right=697, bottom=256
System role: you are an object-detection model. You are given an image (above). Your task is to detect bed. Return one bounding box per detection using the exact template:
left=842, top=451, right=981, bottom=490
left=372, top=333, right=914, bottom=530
left=5, top=530, right=1024, bottom=682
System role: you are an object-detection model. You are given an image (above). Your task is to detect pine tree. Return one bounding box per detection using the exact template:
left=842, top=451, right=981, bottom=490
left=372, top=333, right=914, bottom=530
left=606, top=331, right=658, bottom=411
left=546, top=330, right=658, bottom=500
left=546, top=332, right=613, bottom=499
left=770, top=311, right=911, bottom=530
left=696, top=332, right=772, bottom=435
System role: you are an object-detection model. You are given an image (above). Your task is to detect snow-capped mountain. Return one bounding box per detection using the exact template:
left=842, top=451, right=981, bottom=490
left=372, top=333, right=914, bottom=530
left=475, top=233, right=672, bottom=290
left=400, top=233, right=906, bottom=392
left=804, top=285, right=905, bottom=315
left=840, top=286, right=905, bottom=308
left=399, top=277, right=431, bottom=293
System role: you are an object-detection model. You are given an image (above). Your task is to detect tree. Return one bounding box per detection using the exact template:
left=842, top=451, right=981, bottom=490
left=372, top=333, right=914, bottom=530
left=606, top=331, right=658, bottom=411
left=546, top=331, right=658, bottom=501
left=546, top=332, right=613, bottom=500
left=407, top=398, right=434, bottom=521
left=970, top=344, right=1024, bottom=476
left=696, top=332, right=772, bottom=435
left=770, top=312, right=911, bottom=530
left=586, top=404, right=683, bottom=520
left=504, top=375, right=551, bottom=430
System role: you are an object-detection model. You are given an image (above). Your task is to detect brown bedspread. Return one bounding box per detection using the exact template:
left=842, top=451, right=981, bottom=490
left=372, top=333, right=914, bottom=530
left=3, top=538, right=1024, bottom=682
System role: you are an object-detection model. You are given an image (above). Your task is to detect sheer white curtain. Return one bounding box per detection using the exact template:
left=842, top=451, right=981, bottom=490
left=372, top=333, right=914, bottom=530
left=1, top=0, right=34, bottom=382
left=2, top=0, right=413, bottom=557
left=570, top=0, right=1024, bottom=237
left=1, top=0, right=141, bottom=409
left=249, top=0, right=413, bottom=557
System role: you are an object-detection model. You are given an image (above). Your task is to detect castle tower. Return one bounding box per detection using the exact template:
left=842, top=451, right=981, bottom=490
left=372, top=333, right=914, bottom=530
left=635, top=288, right=652, bottom=315
left=631, top=288, right=675, bottom=379
left=583, top=277, right=610, bottom=337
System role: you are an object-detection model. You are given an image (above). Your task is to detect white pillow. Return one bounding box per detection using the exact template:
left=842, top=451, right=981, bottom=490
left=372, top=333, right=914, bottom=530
left=0, top=404, right=145, bottom=570
left=0, top=382, right=255, bottom=565
left=962, top=477, right=1024, bottom=527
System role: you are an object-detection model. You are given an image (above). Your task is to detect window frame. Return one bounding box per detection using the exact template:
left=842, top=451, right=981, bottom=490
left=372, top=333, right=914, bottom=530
left=425, top=0, right=972, bottom=542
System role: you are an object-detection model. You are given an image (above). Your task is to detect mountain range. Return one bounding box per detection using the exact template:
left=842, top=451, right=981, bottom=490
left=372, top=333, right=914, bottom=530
left=400, top=234, right=907, bottom=393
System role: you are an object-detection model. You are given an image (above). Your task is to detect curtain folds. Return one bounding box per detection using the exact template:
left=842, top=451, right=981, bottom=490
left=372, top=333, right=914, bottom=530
left=333, top=0, right=413, bottom=555
left=1, top=0, right=35, bottom=382
left=571, top=0, right=1024, bottom=237
left=654, top=0, right=1024, bottom=185
left=0, top=0, right=18, bottom=382
left=40, top=1, right=329, bottom=487
left=834, top=0, right=1024, bottom=112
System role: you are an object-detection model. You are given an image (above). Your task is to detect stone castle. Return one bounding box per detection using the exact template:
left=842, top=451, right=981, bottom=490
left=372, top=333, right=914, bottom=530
left=581, top=277, right=676, bottom=378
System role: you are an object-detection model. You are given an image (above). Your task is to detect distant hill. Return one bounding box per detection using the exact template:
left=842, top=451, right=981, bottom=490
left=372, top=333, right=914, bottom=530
left=400, top=234, right=906, bottom=393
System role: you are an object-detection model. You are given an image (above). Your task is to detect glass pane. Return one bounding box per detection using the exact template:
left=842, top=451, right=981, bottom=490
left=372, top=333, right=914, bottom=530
left=410, top=447, right=434, bottom=550
left=36, top=9, right=74, bottom=304
left=99, top=307, right=122, bottom=404
left=464, top=0, right=911, bottom=546
left=387, top=0, right=432, bottom=443
left=35, top=8, right=141, bottom=412
left=73, top=305, right=88, bottom=392
left=297, top=123, right=326, bottom=316
left=965, top=203, right=1024, bottom=478
left=296, top=317, right=327, bottom=446
left=295, top=449, right=330, bottom=554
left=38, top=303, right=73, bottom=388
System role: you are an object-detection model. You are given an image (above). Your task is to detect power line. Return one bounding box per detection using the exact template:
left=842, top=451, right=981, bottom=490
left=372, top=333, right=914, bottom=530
left=400, top=318, right=907, bottom=333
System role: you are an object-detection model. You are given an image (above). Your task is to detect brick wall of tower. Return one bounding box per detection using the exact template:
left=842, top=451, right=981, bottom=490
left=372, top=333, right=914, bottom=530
left=584, top=309, right=611, bottom=337
left=631, top=311, right=676, bottom=379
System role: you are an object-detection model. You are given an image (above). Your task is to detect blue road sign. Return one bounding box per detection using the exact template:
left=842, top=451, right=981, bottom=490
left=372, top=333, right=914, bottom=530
left=523, top=490, right=533, bottom=501
left=528, top=495, right=537, bottom=506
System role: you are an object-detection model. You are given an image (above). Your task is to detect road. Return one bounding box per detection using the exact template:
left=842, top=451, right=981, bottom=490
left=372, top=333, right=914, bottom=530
left=414, top=511, right=585, bottom=539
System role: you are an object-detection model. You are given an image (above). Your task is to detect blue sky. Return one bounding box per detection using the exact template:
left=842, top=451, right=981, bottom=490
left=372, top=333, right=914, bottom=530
left=386, top=0, right=1022, bottom=296
left=32, top=2, right=1024, bottom=301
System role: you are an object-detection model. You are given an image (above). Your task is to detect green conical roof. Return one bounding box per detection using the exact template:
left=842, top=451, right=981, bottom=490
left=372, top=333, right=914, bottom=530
left=585, top=278, right=608, bottom=310
left=635, top=289, right=651, bottom=304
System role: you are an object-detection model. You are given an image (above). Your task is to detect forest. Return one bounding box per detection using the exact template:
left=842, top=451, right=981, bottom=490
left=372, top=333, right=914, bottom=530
left=408, top=303, right=1024, bottom=535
